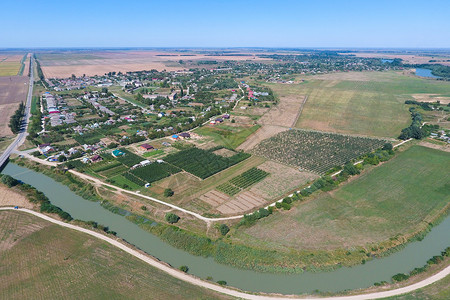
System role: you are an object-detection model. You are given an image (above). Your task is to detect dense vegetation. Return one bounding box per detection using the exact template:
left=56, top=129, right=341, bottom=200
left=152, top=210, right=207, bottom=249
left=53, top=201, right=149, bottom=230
left=9, top=102, right=25, bottom=134
left=130, top=163, right=181, bottom=185
left=252, top=129, right=386, bottom=174
left=217, top=167, right=269, bottom=196
left=164, top=147, right=250, bottom=179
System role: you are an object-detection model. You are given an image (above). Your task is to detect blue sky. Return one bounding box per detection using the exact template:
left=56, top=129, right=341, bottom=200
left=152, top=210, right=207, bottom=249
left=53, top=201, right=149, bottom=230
left=1, top=0, right=449, bottom=48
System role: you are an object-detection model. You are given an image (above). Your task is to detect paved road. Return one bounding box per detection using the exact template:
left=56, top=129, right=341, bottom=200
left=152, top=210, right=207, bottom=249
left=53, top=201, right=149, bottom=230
left=0, top=55, right=34, bottom=168
left=0, top=207, right=448, bottom=300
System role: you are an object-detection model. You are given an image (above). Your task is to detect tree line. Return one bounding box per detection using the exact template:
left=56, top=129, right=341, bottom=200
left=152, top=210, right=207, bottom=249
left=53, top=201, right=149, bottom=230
left=9, top=102, right=25, bottom=134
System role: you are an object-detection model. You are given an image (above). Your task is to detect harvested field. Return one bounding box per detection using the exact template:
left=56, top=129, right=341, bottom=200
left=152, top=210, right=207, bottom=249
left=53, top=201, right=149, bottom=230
left=0, top=54, right=23, bottom=76
left=341, top=52, right=450, bottom=66
left=0, top=75, right=29, bottom=136
left=411, top=93, right=450, bottom=105
left=37, top=50, right=271, bottom=78
left=216, top=191, right=267, bottom=215
left=0, top=186, right=34, bottom=209
left=213, top=148, right=236, bottom=157
left=0, top=210, right=231, bottom=299
left=266, top=71, right=450, bottom=137
left=258, top=95, right=305, bottom=127
left=249, top=161, right=318, bottom=200
left=237, top=125, right=288, bottom=151
left=251, top=129, right=386, bottom=174
left=199, top=190, right=229, bottom=207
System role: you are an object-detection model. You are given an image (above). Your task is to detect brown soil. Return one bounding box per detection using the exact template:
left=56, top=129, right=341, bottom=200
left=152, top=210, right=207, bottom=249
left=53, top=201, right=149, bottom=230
left=0, top=186, right=34, bottom=209
left=411, top=94, right=450, bottom=105
left=216, top=191, right=267, bottom=215
left=237, top=125, right=288, bottom=151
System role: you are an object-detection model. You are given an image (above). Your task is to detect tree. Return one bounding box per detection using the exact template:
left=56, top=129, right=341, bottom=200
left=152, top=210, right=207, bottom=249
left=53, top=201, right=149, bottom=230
left=218, top=224, right=230, bottom=236
left=179, top=265, right=189, bottom=273
left=1, top=175, right=18, bottom=187
left=165, top=212, right=180, bottom=224
left=164, top=188, right=174, bottom=197
left=382, top=143, right=393, bottom=151
left=58, top=155, right=67, bottom=162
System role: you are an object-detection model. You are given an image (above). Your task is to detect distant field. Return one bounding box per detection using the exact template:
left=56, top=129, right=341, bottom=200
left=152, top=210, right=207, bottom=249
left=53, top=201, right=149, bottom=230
left=0, top=76, right=29, bottom=136
left=0, top=54, right=23, bottom=76
left=265, top=71, right=450, bottom=138
left=0, top=210, right=230, bottom=300
left=36, top=50, right=271, bottom=78
left=234, top=146, right=450, bottom=251
left=195, top=124, right=261, bottom=149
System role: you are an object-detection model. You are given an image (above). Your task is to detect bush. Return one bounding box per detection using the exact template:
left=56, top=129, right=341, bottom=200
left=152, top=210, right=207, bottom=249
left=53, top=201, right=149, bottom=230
left=218, top=224, right=230, bottom=236
left=164, top=188, right=174, bottom=197
left=1, top=175, right=19, bottom=187
left=165, top=212, right=180, bottom=224
left=392, top=273, right=409, bottom=282
left=179, top=265, right=189, bottom=273
left=217, top=280, right=227, bottom=286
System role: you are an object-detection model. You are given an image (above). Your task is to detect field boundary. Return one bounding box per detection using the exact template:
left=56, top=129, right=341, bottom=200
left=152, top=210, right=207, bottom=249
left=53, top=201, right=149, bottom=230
left=1, top=207, right=449, bottom=300
left=292, top=95, right=308, bottom=127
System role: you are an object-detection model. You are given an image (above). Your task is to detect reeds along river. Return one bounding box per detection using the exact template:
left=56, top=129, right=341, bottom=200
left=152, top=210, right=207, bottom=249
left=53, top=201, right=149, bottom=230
left=2, top=162, right=450, bottom=295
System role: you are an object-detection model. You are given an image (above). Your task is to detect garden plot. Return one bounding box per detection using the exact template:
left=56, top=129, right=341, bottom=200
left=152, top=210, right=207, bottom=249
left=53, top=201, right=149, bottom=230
left=216, top=191, right=266, bottom=215
left=251, top=129, right=386, bottom=174
left=199, top=190, right=229, bottom=207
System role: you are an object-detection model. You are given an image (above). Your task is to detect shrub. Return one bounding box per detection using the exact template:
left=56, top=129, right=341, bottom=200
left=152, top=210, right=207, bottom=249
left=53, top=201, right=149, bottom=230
left=218, top=224, right=230, bottom=236
left=217, top=280, right=227, bottom=286
left=179, top=265, right=189, bottom=273
left=1, top=175, right=19, bottom=187
left=164, top=188, right=174, bottom=197
left=165, top=213, right=180, bottom=224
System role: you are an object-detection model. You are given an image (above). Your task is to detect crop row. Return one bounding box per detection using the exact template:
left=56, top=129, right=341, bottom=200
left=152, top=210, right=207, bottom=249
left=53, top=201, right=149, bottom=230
left=251, top=129, right=385, bottom=174
left=216, top=182, right=241, bottom=196
left=130, top=163, right=181, bottom=184
left=229, top=167, right=269, bottom=189
left=164, top=147, right=250, bottom=179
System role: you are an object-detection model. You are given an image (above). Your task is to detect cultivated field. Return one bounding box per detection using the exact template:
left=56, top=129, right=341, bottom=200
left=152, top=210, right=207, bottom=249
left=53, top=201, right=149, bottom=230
left=0, top=76, right=29, bottom=136
left=0, top=54, right=23, bottom=76
left=36, top=50, right=271, bottom=78
left=237, top=125, right=288, bottom=151
left=0, top=186, right=34, bottom=209
left=341, top=52, right=450, bottom=66
left=251, top=129, right=386, bottom=174
left=249, top=161, right=318, bottom=200
left=234, top=146, right=450, bottom=251
left=0, top=210, right=231, bottom=299
left=266, top=71, right=450, bottom=138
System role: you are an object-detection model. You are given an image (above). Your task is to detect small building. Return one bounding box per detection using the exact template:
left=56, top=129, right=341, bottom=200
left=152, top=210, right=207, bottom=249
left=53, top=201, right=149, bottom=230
left=140, top=144, right=154, bottom=151
left=215, top=118, right=223, bottom=123
left=179, top=132, right=191, bottom=139
left=171, top=134, right=179, bottom=140
left=222, top=114, right=230, bottom=119
left=91, top=155, right=103, bottom=162
left=112, top=149, right=125, bottom=157
left=140, top=160, right=151, bottom=166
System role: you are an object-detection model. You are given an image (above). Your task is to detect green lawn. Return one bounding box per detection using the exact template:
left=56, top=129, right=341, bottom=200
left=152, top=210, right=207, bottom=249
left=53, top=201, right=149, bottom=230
left=265, top=71, right=450, bottom=138
left=195, top=124, right=261, bottom=149
left=234, top=146, right=450, bottom=251
left=0, top=210, right=230, bottom=300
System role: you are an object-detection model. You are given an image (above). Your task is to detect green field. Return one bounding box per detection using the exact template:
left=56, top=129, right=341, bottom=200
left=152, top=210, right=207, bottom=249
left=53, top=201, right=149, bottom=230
left=195, top=124, right=261, bottom=149
left=265, top=72, right=450, bottom=138
left=0, top=210, right=230, bottom=299
left=233, top=146, right=450, bottom=252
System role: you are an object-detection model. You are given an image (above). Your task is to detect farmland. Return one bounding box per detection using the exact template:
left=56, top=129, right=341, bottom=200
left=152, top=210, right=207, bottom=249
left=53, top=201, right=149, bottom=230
left=164, top=147, right=251, bottom=179
left=233, top=146, right=450, bottom=253
left=251, top=129, right=386, bottom=174
left=0, top=210, right=231, bottom=300
left=130, top=162, right=181, bottom=185
left=265, top=71, right=450, bottom=138
left=216, top=167, right=269, bottom=196
left=194, top=124, right=261, bottom=149
left=0, top=54, right=23, bottom=76
left=0, top=76, right=29, bottom=137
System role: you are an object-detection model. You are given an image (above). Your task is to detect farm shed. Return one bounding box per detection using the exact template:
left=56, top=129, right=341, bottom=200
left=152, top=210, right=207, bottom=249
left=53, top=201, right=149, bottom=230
left=140, top=143, right=154, bottom=151
left=112, top=149, right=125, bottom=157
left=179, top=132, right=191, bottom=138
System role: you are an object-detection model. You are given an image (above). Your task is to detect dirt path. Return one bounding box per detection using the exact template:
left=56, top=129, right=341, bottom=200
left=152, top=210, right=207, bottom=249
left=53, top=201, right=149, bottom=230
left=1, top=207, right=448, bottom=300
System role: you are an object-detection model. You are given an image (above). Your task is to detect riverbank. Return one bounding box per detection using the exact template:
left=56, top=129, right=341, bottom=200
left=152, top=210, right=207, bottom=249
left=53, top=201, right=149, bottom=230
left=8, top=144, right=450, bottom=275
left=1, top=207, right=449, bottom=300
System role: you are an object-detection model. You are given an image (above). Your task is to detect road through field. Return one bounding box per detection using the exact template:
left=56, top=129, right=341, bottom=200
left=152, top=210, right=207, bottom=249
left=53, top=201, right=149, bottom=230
left=1, top=207, right=448, bottom=300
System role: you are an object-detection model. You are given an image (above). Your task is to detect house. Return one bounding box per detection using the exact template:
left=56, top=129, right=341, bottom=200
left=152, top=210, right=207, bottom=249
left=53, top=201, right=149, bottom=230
left=112, top=149, right=125, bottom=157
left=222, top=114, right=230, bottom=119
left=209, top=120, right=216, bottom=125
left=140, top=160, right=151, bottom=166
left=179, top=132, right=191, bottom=139
left=171, top=134, right=179, bottom=140
left=38, top=143, right=55, bottom=155
left=140, top=144, right=154, bottom=151
left=91, top=155, right=103, bottom=162
left=215, top=118, right=223, bottom=123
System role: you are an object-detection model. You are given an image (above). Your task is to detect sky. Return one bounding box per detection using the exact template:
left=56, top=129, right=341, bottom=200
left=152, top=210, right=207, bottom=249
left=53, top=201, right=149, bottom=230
left=1, top=0, right=449, bottom=48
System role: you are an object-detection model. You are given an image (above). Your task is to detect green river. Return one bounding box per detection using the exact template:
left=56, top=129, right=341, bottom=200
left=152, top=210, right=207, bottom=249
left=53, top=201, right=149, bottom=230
left=2, top=163, right=449, bottom=295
